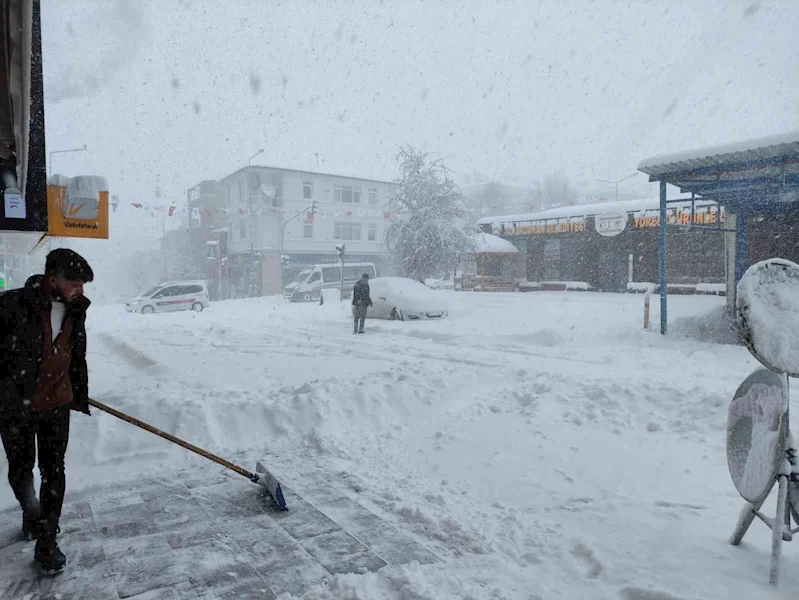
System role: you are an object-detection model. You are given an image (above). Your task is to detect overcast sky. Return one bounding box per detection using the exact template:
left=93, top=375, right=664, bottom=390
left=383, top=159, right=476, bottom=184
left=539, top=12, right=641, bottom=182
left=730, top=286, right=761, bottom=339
left=40, top=0, right=798, bottom=246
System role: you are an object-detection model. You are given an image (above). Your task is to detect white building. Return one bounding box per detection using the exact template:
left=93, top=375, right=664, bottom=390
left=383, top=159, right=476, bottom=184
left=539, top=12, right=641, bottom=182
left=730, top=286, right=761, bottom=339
left=213, top=166, right=397, bottom=295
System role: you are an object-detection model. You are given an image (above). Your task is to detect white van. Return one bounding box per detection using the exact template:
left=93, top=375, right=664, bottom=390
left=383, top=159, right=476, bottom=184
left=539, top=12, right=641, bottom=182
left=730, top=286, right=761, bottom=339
left=283, top=263, right=377, bottom=302
left=126, top=280, right=211, bottom=314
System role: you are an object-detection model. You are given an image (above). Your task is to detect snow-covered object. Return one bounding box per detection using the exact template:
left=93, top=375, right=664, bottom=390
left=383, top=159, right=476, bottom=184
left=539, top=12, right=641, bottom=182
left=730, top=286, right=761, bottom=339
left=627, top=282, right=657, bottom=293
left=476, top=196, right=712, bottom=226
left=639, top=130, right=799, bottom=171
left=67, top=175, right=109, bottom=197
left=474, top=233, right=519, bottom=254
left=696, top=283, right=726, bottom=295
left=368, top=277, right=448, bottom=319
left=737, top=258, right=799, bottom=376
left=542, top=281, right=592, bottom=291
left=727, top=369, right=788, bottom=503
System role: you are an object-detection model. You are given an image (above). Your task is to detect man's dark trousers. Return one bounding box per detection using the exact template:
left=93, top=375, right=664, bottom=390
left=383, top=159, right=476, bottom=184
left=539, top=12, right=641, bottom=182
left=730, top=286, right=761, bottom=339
left=0, top=405, right=70, bottom=529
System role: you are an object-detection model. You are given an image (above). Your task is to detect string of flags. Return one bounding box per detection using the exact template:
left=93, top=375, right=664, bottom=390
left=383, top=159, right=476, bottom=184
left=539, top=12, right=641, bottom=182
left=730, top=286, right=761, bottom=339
left=122, top=201, right=391, bottom=220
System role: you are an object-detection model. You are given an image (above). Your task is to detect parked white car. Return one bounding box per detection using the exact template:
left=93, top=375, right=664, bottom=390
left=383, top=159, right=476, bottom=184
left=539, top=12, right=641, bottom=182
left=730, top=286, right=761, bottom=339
left=125, top=280, right=211, bottom=314
left=367, top=277, right=448, bottom=321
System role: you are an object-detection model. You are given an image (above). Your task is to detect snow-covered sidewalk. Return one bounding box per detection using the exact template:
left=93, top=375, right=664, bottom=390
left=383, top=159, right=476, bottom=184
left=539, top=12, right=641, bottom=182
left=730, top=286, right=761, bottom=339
left=1, top=291, right=796, bottom=599
left=0, top=463, right=435, bottom=599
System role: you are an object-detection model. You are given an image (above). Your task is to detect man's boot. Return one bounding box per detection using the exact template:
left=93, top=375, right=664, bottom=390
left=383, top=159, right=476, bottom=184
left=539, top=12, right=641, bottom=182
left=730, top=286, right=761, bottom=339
left=34, top=522, right=66, bottom=575
left=19, top=482, right=42, bottom=541
left=22, top=512, right=43, bottom=541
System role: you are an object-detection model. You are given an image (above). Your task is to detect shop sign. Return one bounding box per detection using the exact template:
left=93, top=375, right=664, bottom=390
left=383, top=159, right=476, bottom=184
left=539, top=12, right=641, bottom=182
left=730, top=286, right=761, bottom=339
left=47, top=176, right=109, bottom=239
left=595, top=212, right=627, bottom=237
left=509, top=218, right=586, bottom=236
left=207, top=241, right=218, bottom=261
left=633, top=207, right=726, bottom=229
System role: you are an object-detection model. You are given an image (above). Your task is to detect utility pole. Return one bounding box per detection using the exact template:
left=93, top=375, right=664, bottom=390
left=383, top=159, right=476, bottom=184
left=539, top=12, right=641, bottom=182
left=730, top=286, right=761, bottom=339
left=247, top=148, right=264, bottom=297
left=336, top=243, right=346, bottom=300
left=280, top=199, right=316, bottom=288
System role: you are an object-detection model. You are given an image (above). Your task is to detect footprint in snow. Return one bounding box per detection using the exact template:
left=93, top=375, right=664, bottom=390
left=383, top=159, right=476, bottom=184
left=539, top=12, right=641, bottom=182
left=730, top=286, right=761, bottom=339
left=619, top=586, right=692, bottom=600
left=571, top=542, right=603, bottom=579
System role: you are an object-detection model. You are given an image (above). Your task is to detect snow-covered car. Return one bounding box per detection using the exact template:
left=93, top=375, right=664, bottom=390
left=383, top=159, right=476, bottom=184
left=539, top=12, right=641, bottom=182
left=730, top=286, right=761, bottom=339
left=424, top=277, right=455, bottom=290
left=367, top=277, right=448, bottom=321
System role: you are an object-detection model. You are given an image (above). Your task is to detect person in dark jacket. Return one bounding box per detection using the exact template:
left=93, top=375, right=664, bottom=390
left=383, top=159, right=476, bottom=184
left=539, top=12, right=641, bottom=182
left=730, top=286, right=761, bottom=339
left=351, top=273, right=373, bottom=334
left=0, top=248, right=93, bottom=575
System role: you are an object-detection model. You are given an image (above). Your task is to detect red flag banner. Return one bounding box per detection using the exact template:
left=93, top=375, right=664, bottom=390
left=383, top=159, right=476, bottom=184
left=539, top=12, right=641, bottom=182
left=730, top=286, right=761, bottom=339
left=168, top=206, right=176, bottom=216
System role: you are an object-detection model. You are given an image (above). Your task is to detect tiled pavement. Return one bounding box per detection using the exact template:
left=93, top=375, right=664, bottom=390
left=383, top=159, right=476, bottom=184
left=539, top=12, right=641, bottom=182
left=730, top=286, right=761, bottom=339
left=0, top=469, right=437, bottom=599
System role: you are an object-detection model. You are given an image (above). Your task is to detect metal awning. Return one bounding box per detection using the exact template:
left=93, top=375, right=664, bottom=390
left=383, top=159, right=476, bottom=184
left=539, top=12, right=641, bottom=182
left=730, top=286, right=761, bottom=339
left=638, top=131, right=799, bottom=335
left=638, top=131, right=799, bottom=212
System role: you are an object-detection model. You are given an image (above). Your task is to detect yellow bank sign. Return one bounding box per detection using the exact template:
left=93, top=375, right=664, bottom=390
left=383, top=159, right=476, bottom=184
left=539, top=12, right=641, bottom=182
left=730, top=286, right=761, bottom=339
left=47, top=175, right=109, bottom=239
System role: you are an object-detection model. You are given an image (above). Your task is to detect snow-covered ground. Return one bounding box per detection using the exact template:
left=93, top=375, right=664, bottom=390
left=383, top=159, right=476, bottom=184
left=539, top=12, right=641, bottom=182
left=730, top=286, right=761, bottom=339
left=2, top=291, right=796, bottom=599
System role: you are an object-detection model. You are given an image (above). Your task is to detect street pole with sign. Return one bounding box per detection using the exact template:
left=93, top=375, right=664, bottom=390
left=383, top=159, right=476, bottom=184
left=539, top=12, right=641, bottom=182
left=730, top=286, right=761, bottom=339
left=207, top=241, right=221, bottom=301
left=280, top=199, right=317, bottom=287
left=336, top=243, right=346, bottom=300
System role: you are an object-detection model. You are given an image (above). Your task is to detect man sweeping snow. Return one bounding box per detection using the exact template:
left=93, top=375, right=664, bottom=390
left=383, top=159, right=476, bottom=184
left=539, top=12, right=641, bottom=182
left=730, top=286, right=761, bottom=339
left=352, top=273, right=373, bottom=334
left=0, top=249, right=93, bottom=575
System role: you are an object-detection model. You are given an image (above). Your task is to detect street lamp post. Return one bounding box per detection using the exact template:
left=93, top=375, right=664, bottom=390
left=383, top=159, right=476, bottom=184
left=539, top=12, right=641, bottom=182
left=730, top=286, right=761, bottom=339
left=48, top=145, right=87, bottom=179
left=597, top=173, right=638, bottom=203
left=247, top=148, right=264, bottom=296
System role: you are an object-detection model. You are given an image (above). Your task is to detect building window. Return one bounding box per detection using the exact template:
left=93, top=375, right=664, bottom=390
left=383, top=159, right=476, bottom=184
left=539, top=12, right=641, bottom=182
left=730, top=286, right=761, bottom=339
left=334, top=222, right=361, bottom=240
left=368, top=188, right=377, bottom=205
left=333, top=184, right=361, bottom=204
left=240, top=219, right=247, bottom=240
left=303, top=218, right=313, bottom=238
left=368, top=223, right=377, bottom=241
left=303, top=181, right=313, bottom=199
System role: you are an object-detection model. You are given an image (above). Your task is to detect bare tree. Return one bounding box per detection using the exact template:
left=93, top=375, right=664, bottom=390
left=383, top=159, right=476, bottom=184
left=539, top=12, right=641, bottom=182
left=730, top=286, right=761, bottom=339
left=540, top=173, right=579, bottom=207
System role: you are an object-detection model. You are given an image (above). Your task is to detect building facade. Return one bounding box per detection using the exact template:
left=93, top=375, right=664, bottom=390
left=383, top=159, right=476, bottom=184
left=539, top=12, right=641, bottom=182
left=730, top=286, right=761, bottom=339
left=185, top=167, right=397, bottom=298
left=478, top=197, right=727, bottom=293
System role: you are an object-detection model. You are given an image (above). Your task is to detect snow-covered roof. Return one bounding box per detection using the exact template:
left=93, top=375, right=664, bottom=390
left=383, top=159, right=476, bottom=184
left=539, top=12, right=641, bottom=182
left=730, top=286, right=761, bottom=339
left=475, top=233, right=519, bottom=254
left=476, top=196, right=715, bottom=226
left=637, top=131, right=799, bottom=211
left=639, top=130, right=799, bottom=172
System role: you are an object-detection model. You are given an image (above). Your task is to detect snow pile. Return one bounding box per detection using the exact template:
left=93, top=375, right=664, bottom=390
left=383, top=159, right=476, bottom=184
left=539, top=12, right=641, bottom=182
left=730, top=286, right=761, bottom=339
left=696, top=283, right=726, bottom=296
left=671, top=305, right=742, bottom=345
left=542, top=280, right=592, bottom=291
left=627, top=282, right=656, bottom=293
left=2, top=291, right=785, bottom=599
left=727, top=378, right=788, bottom=502
left=737, top=258, right=799, bottom=374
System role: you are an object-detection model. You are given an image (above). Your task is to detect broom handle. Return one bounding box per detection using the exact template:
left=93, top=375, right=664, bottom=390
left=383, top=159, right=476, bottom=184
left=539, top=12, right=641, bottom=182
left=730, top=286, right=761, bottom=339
left=88, top=398, right=257, bottom=482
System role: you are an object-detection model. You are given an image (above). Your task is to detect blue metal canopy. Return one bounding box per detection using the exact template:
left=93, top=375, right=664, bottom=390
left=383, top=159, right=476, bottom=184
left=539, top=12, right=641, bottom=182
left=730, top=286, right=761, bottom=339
left=639, top=131, right=799, bottom=213
left=638, top=131, right=799, bottom=334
